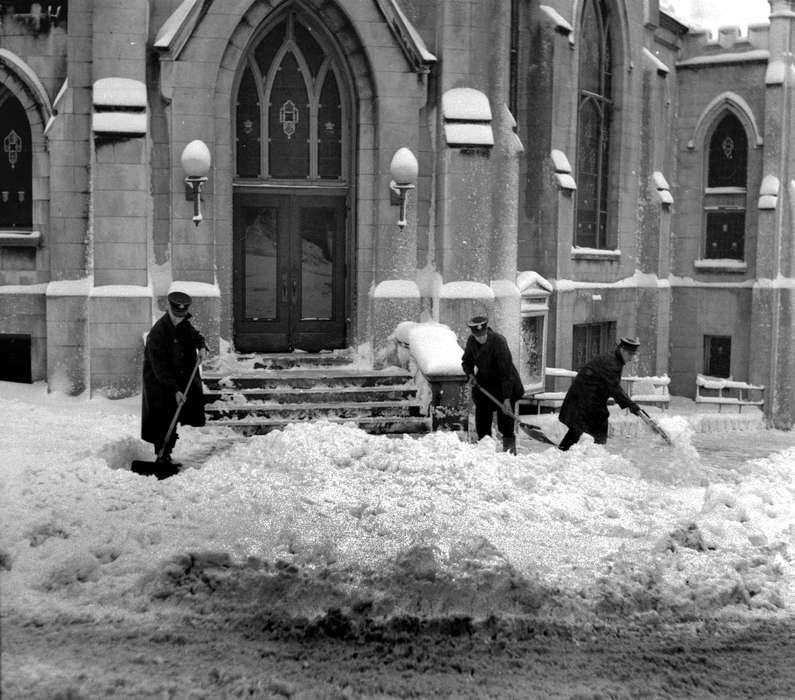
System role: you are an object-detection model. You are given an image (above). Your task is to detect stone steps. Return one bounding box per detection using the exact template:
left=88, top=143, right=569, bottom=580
left=203, top=385, right=418, bottom=404
left=202, top=355, right=431, bottom=435
left=206, top=415, right=432, bottom=436
left=205, top=400, right=423, bottom=420
left=203, top=368, right=414, bottom=390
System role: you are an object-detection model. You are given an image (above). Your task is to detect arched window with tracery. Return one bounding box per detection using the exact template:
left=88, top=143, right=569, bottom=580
left=703, top=112, right=748, bottom=260
left=0, top=85, right=32, bottom=229
left=575, top=0, right=613, bottom=249
left=235, top=12, right=345, bottom=182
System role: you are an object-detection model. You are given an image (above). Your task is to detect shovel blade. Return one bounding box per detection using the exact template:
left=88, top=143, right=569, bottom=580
left=638, top=410, right=674, bottom=445
left=131, top=460, right=179, bottom=480
left=519, top=423, right=558, bottom=446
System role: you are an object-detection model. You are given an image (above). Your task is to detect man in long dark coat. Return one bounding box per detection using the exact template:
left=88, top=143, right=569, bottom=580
left=142, top=291, right=207, bottom=468
left=558, top=336, right=642, bottom=451
left=461, top=315, right=525, bottom=454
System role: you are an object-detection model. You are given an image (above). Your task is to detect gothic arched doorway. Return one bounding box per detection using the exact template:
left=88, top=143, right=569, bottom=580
left=232, top=7, right=352, bottom=352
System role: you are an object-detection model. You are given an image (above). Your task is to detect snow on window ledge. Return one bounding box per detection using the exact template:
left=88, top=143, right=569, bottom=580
left=0, top=230, right=40, bottom=247
left=372, top=280, right=420, bottom=298
left=693, top=259, right=748, bottom=272
left=571, top=246, right=620, bottom=261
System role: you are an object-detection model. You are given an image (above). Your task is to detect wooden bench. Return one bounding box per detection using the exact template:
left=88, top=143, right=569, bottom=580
left=695, top=374, right=765, bottom=413
left=622, top=375, right=671, bottom=410
left=520, top=368, right=672, bottom=414
left=519, top=367, right=576, bottom=414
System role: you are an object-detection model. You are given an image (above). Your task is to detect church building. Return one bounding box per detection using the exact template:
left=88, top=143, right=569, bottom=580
left=1, top=0, right=794, bottom=428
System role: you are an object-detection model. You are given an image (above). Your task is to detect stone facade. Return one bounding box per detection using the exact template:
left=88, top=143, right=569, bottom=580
left=0, top=0, right=793, bottom=427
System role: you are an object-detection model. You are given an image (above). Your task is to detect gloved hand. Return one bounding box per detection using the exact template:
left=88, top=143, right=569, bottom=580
left=502, top=399, right=513, bottom=416
left=629, top=402, right=641, bottom=415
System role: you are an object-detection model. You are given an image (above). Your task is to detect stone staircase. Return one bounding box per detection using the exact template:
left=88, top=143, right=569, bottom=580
left=201, top=352, right=432, bottom=435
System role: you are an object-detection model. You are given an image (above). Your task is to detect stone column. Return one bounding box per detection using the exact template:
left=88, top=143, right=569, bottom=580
left=87, top=0, right=152, bottom=396
left=750, top=0, right=795, bottom=428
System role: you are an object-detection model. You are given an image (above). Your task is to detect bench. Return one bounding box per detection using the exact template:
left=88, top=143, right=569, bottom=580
left=519, top=367, right=576, bottom=413
left=520, top=368, right=672, bottom=414
left=622, top=375, right=671, bottom=410
left=695, top=374, right=765, bottom=413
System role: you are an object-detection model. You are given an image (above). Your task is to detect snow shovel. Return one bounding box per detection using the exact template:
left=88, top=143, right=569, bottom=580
left=637, top=407, right=673, bottom=446
left=131, top=356, right=202, bottom=479
left=472, top=381, right=558, bottom=447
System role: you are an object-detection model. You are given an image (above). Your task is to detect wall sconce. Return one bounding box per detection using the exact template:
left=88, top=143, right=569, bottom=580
left=180, top=140, right=211, bottom=226
left=389, top=147, right=418, bottom=230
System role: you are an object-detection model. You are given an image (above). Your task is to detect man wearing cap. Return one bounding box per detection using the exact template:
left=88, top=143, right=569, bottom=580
left=557, top=336, right=642, bottom=451
left=141, top=291, right=208, bottom=472
left=461, top=315, right=525, bottom=454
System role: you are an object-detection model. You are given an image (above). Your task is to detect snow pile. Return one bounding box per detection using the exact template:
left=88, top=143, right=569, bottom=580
left=1, top=381, right=794, bottom=635
left=397, top=321, right=464, bottom=376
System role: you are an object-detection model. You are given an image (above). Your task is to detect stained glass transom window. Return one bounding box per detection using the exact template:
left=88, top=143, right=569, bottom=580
left=708, top=113, right=747, bottom=188
left=0, top=86, right=32, bottom=229
left=235, top=12, right=344, bottom=181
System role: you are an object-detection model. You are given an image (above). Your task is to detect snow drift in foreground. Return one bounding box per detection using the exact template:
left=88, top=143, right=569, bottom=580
left=1, top=381, right=794, bottom=635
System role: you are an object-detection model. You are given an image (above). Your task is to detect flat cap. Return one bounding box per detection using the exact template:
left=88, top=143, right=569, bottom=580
left=467, top=315, right=488, bottom=332
left=167, top=290, right=192, bottom=311
left=618, top=336, right=640, bottom=349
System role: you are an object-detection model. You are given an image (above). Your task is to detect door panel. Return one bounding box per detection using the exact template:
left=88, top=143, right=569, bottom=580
left=243, top=205, right=280, bottom=321
left=234, top=193, right=346, bottom=352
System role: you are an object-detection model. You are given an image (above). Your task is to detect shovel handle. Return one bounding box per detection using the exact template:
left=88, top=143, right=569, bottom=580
left=472, top=379, right=558, bottom=447
left=471, top=380, right=517, bottom=420
left=158, top=355, right=202, bottom=460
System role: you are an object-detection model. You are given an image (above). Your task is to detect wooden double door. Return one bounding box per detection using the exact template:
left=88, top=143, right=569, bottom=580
left=233, top=192, right=347, bottom=352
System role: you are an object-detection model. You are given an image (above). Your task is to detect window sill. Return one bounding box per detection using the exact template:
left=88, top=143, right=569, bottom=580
left=693, top=258, right=747, bottom=272
left=571, top=246, right=620, bottom=261
left=0, top=230, right=41, bottom=247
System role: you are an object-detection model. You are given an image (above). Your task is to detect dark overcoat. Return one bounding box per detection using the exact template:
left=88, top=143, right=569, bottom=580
left=461, top=328, right=525, bottom=406
left=558, top=347, right=633, bottom=436
left=141, top=312, right=206, bottom=445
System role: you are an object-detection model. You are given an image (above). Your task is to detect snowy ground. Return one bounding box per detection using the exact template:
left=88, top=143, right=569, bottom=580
left=2, top=380, right=795, bottom=698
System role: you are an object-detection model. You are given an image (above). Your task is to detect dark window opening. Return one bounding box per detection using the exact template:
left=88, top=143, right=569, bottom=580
left=575, top=0, right=614, bottom=249
left=708, top=113, right=747, bottom=188
left=0, top=86, right=33, bottom=229
left=704, top=335, right=731, bottom=378
left=572, top=321, right=616, bottom=370
left=0, top=334, right=32, bottom=383
left=705, top=211, right=745, bottom=260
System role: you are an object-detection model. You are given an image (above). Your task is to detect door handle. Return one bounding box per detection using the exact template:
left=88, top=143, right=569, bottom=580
left=292, top=276, right=298, bottom=302
left=281, top=272, right=288, bottom=303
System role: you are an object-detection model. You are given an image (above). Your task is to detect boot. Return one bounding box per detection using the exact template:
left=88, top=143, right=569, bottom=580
left=154, top=439, right=181, bottom=479
left=502, top=436, right=517, bottom=455
left=154, top=455, right=181, bottom=479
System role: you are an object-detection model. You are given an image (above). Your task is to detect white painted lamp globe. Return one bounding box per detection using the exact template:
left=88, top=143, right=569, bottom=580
left=389, top=147, right=418, bottom=186
left=180, top=140, right=212, bottom=178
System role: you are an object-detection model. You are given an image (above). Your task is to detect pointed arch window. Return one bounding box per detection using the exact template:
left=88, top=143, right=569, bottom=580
left=235, top=12, right=344, bottom=182
left=703, top=112, right=748, bottom=261
left=0, top=85, right=33, bottom=229
left=575, top=0, right=613, bottom=249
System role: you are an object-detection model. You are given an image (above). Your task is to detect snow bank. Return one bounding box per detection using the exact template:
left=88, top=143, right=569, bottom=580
left=1, top=381, right=794, bottom=634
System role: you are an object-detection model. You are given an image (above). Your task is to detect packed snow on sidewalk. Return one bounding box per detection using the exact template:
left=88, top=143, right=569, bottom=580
left=1, top=379, right=794, bottom=634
